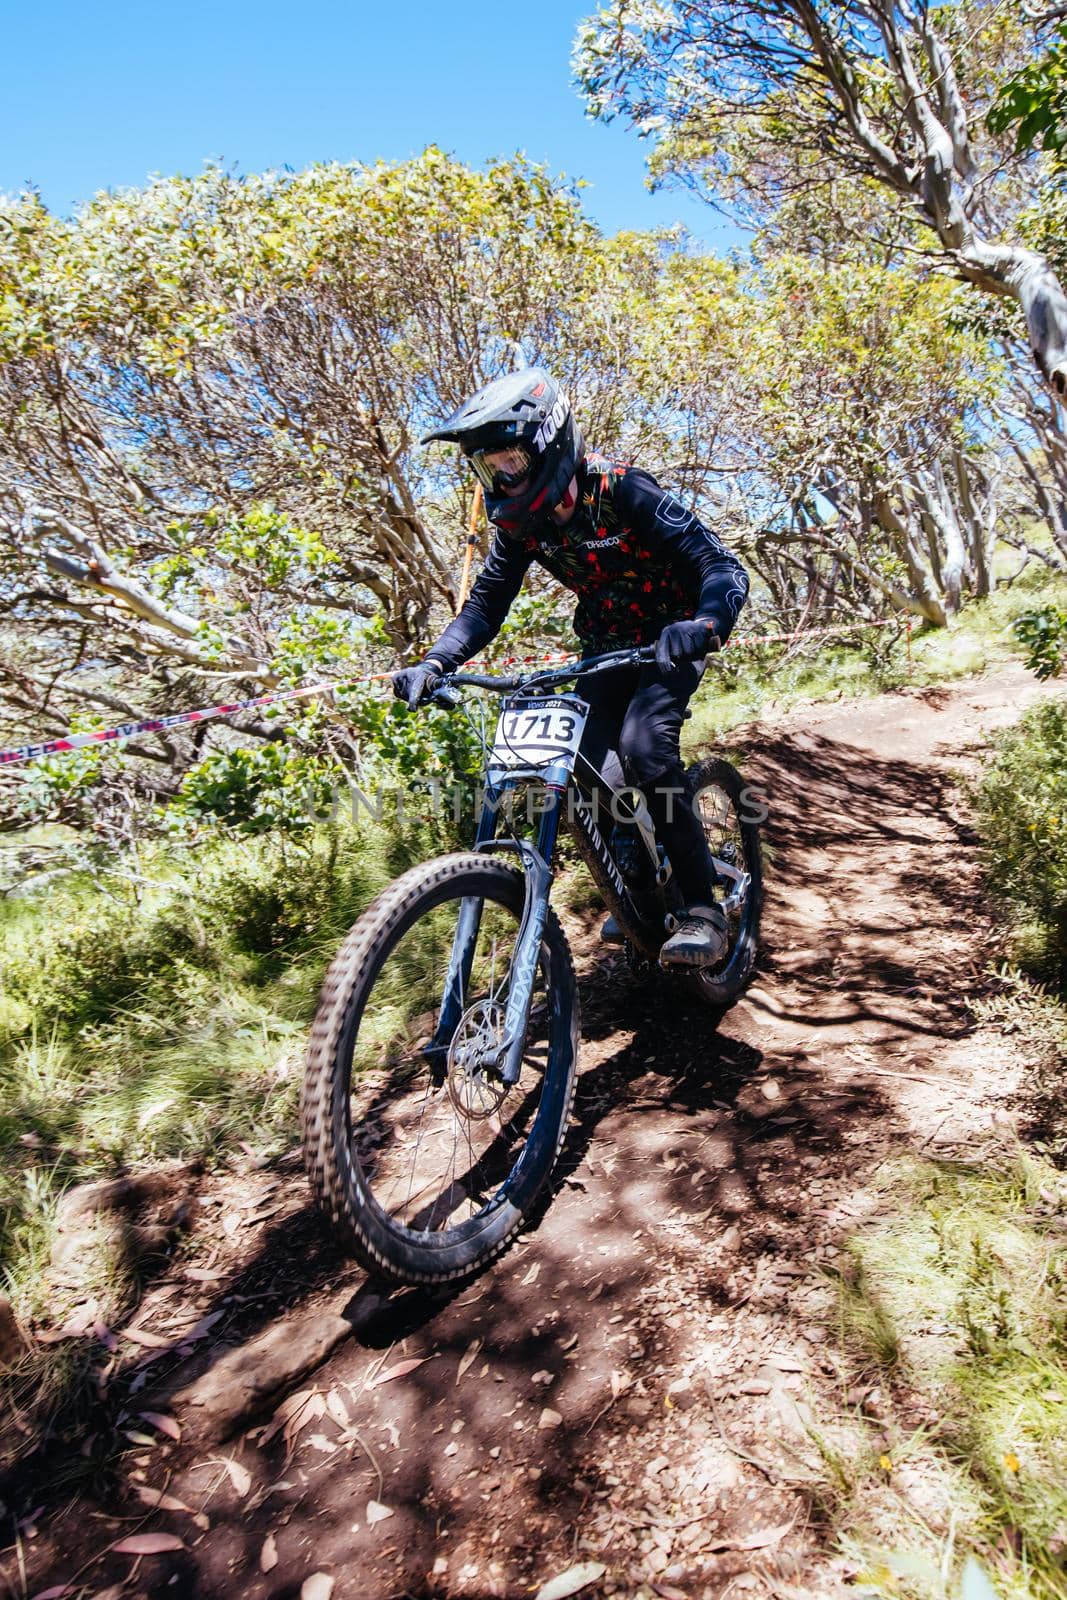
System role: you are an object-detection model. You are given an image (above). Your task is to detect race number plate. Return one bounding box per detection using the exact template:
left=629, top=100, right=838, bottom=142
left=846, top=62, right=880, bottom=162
left=488, top=695, right=589, bottom=782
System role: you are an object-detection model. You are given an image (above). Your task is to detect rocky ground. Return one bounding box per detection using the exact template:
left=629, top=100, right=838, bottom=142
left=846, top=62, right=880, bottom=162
left=1, top=664, right=1054, bottom=1600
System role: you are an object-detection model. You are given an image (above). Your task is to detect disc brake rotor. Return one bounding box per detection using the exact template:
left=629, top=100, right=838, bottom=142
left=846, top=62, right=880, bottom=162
left=447, top=999, right=511, bottom=1119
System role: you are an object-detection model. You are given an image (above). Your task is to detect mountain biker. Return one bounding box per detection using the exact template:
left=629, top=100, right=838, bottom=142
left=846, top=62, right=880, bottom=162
left=393, top=368, right=750, bottom=968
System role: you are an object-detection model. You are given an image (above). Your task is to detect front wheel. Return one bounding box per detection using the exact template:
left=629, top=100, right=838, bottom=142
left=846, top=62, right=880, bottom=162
left=301, top=853, right=579, bottom=1286
left=681, top=756, right=763, bottom=1007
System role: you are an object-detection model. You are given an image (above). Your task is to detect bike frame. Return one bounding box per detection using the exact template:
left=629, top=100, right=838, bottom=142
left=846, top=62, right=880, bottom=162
left=427, top=647, right=676, bottom=1086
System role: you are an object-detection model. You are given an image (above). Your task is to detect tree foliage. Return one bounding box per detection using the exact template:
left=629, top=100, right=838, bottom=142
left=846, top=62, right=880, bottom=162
left=2, top=141, right=1066, bottom=846
left=730, top=259, right=1005, bottom=622
left=989, top=24, right=1067, bottom=154
left=0, top=152, right=617, bottom=825
left=575, top=0, right=1067, bottom=394
left=0, top=150, right=603, bottom=651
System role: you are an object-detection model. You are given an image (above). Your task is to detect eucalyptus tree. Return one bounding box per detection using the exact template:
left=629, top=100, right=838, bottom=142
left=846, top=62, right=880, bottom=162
left=0, top=151, right=615, bottom=799
left=991, top=340, right=1067, bottom=563
left=575, top=0, right=1067, bottom=396
left=736, top=259, right=1009, bottom=621
left=560, top=235, right=1009, bottom=622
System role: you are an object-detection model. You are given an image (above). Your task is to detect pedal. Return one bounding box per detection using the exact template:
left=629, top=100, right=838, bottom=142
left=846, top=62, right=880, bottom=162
left=721, top=871, right=750, bottom=915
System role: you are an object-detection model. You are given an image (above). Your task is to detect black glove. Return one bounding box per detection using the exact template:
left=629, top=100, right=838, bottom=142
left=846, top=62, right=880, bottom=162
left=654, top=619, right=720, bottom=673
left=392, top=660, right=443, bottom=710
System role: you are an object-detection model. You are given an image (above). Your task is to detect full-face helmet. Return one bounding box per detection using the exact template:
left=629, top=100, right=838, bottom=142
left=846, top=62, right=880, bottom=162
left=422, top=368, right=584, bottom=535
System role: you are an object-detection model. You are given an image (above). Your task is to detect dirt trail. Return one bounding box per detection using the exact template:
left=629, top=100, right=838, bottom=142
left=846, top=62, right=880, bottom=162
left=9, top=664, right=1057, bottom=1600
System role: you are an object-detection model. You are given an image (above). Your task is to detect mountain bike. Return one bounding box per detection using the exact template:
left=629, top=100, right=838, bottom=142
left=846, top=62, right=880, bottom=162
left=301, top=645, right=762, bottom=1286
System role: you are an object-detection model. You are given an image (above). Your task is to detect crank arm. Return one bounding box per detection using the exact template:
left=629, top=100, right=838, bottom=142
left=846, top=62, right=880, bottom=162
left=712, top=855, right=750, bottom=915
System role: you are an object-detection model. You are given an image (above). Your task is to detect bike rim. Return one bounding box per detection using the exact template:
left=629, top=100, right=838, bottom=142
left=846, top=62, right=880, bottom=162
left=341, top=885, right=555, bottom=1245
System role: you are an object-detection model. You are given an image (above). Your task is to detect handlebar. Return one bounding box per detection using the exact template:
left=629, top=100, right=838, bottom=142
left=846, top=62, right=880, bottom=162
left=425, top=638, right=723, bottom=709
left=446, top=644, right=658, bottom=698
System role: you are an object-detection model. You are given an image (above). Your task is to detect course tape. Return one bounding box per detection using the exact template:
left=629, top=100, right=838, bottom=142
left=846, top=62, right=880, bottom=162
left=724, top=618, right=902, bottom=648
left=0, top=620, right=901, bottom=768
left=0, top=652, right=575, bottom=768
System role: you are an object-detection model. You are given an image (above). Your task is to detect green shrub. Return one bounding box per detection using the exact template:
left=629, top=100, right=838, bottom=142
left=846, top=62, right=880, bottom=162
left=333, top=682, right=485, bottom=788
left=175, top=743, right=338, bottom=835
left=200, top=829, right=398, bottom=979
left=1013, top=606, right=1067, bottom=680
left=974, top=696, right=1067, bottom=983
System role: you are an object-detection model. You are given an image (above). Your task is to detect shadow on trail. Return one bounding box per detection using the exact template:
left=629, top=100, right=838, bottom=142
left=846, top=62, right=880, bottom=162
left=739, top=725, right=988, bottom=1027
left=110, top=969, right=898, bottom=1600
left=740, top=722, right=970, bottom=857
left=10, top=718, right=980, bottom=1597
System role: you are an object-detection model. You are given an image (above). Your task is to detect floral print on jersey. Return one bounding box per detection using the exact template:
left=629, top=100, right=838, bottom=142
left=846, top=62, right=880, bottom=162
left=519, top=457, right=699, bottom=649
left=426, top=454, right=749, bottom=674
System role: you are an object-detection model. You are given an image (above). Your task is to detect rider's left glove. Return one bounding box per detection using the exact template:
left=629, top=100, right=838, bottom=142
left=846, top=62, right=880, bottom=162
left=392, top=660, right=444, bottom=710
left=654, top=619, right=721, bottom=673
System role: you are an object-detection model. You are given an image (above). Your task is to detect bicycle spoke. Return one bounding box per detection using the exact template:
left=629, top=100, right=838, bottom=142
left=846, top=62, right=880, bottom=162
left=344, top=890, right=552, bottom=1238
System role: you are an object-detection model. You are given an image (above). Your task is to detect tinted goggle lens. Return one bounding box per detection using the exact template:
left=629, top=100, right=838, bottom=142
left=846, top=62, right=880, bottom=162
left=469, top=446, right=533, bottom=493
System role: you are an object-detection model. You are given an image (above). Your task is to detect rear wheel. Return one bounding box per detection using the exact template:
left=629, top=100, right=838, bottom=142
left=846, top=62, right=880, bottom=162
left=681, top=757, right=763, bottom=1006
left=301, top=853, right=579, bottom=1285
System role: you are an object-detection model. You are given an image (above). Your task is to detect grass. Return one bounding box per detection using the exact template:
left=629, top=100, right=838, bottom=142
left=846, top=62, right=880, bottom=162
left=804, top=1148, right=1067, bottom=1599
left=684, top=571, right=1067, bottom=755
left=0, top=817, right=449, bottom=1334
left=2, top=566, right=1063, bottom=1479
left=775, top=604, right=1067, bottom=1599
left=970, top=699, right=1067, bottom=989
left=974, top=972, right=1067, bottom=1171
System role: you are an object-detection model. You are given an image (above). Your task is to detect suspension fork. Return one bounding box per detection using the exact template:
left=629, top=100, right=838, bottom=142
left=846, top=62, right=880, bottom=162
left=424, top=797, right=501, bottom=1076
left=485, top=787, right=562, bottom=1086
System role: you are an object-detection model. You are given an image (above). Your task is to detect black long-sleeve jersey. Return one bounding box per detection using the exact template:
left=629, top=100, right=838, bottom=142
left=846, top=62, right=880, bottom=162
left=427, top=455, right=749, bottom=670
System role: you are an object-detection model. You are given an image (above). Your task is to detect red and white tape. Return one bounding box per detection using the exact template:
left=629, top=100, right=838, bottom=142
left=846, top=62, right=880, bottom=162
left=0, top=651, right=573, bottom=768
left=725, top=618, right=903, bottom=648
left=0, top=622, right=903, bottom=768
left=0, top=679, right=357, bottom=768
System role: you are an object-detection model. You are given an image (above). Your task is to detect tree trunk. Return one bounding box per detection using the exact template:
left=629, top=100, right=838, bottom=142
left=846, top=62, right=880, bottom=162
left=958, top=244, right=1067, bottom=398
left=871, top=490, right=949, bottom=625
left=858, top=3, right=1067, bottom=395
left=954, top=450, right=997, bottom=599
left=922, top=461, right=967, bottom=617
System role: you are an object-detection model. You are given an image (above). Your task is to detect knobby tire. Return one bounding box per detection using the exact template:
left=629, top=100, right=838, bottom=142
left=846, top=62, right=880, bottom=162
left=301, top=853, right=579, bottom=1286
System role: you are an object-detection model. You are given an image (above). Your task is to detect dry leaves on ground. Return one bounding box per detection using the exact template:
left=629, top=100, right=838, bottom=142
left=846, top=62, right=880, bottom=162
left=110, top=1532, right=186, bottom=1555
left=139, top=1411, right=180, bottom=1441
left=132, top=1485, right=208, bottom=1530
left=301, top=1574, right=335, bottom=1600
left=534, top=1562, right=607, bottom=1600
left=218, top=1457, right=252, bottom=1496
left=456, top=1339, right=482, bottom=1382
left=260, top=1389, right=326, bottom=1450
left=367, top=1357, right=428, bottom=1389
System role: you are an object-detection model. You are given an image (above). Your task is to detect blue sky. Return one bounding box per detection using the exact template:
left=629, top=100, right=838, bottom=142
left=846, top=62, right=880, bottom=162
left=2, top=0, right=740, bottom=249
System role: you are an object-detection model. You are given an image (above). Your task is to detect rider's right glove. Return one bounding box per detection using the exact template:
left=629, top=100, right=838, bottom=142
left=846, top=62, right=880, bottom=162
left=392, top=660, right=444, bottom=710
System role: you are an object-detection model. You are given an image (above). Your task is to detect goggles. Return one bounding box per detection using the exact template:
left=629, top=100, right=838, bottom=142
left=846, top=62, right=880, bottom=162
left=468, top=444, right=534, bottom=496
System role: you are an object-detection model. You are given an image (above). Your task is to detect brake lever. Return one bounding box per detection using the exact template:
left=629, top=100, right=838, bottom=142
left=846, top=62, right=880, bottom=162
left=574, top=646, right=651, bottom=679
left=430, top=683, right=463, bottom=710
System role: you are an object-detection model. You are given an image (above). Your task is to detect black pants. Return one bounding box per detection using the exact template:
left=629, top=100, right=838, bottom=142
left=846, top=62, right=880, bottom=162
left=577, top=658, right=717, bottom=907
